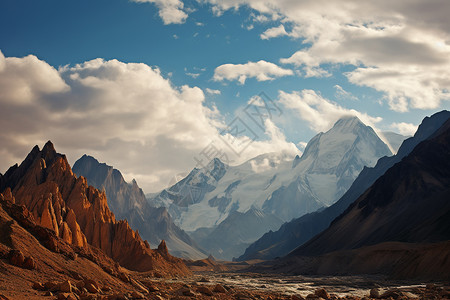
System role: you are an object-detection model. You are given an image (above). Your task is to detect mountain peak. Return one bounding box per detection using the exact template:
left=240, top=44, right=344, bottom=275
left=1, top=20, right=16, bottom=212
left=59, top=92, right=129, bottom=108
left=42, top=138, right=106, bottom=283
left=332, top=116, right=363, bottom=131
left=1, top=142, right=191, bottom=275
left=42, top=140, right=57, bottom=160
left=78, top=154, right=101, bottom=165
left=157, top=239, right=169, bottom=257
left=42, top=140, right=55, bottom=151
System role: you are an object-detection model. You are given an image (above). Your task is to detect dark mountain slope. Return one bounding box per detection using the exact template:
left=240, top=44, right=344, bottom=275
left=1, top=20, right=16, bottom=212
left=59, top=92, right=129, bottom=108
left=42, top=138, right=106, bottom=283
left=238, top=110, right=450, bottom=261
left=293, top=118, right=450, bottom=256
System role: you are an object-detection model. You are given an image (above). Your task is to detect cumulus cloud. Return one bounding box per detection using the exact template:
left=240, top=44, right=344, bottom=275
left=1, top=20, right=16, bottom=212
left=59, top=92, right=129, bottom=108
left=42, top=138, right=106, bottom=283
left=132, top=0, right=188, bottom=24
left=260, top=24, right=288, bottom=40
left=0, top=51, right=69, bottom=104
left=203, top=0, right=450, bottom=112
left=346, top=66, right=450, bottom=112
left=213, top=60, right=293, bottom=84
left=278, top=89, right=382, bottom=133
left=0, top=52, right=299, bottom=192
left=205, top=88, right=221, bottom=95
left=390, top=122, right=418, bottom=136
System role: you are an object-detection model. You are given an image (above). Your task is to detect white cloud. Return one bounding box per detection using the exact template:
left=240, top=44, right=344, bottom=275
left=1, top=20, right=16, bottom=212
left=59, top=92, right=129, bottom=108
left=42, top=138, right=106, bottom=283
left=0, top=51, right=69, bottom=104
left=205, top=88, right=221, bottom=95
left=0, top=52, right=299, bottom=192
left=186, top=72, right=200, bottom=78
left=346, top=66, right=450, bottom=112
left=297, top=141, right=307, bottom=150
left=334, top=85, right=358, bottom=101
left=132, top=0, right=188, bottom=24
left=390, top=122, right=418, bottom=136
left=260, top=24, right=288, bottom=40
left=279, top=89, right=382, bottom=133
left=203, top=0, right=450, bottom=112
left=213, top=60, right=293, bottom=84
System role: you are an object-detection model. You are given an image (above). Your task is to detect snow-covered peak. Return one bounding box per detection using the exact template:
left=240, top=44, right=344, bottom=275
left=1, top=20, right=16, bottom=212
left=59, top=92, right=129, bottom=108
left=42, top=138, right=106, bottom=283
left=332, top=115, right=364, bottom=132
left=297, top=116, right=391, bottom=175
left=149, top=115, right=392, bottom=242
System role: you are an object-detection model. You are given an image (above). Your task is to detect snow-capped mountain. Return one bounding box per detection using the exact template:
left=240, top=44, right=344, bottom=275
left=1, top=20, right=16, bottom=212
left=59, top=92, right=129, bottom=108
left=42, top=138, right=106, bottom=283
left=238, top=110, right=450, bottom=262
left=148, top=116, right=392, bottom=260
left=381, top=131, right=410, bottom=153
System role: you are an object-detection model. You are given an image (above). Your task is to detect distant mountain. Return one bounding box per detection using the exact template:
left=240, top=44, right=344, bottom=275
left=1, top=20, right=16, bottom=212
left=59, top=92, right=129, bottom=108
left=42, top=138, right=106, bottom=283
left=0, top=141, right=190, bottom=275
left=294, top=118, right=450, bottom=256
left=189, top=207, right=283, bottom=260
left=268, top=118, right=450, bottom=279
left=149, top=116, right=392, bottom=260
left=73, top=155, right=206, bottom=260
left=381, top=131, right=410, bottom=153
left=238, top=110, right=450, bottom=261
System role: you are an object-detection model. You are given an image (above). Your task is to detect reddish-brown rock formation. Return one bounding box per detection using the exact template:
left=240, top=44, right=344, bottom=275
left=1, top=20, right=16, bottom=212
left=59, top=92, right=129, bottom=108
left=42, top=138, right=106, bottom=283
left=0, top=141, right=190, bottom=275
left=0, top=188, right=154, bottom=298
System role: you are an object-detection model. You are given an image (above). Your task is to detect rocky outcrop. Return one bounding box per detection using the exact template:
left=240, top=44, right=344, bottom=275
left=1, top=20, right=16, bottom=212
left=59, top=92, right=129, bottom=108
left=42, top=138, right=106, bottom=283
left=0, top=189, right=170, bottom=299
left=0, top=141, right=190, bottom=275
left=72, top=155, right=206, bottom=260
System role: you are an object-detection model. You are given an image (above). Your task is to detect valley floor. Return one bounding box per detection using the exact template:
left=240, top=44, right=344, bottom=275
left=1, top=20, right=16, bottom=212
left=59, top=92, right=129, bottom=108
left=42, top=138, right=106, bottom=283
left=2, top=257, right=449, bottom=300
left=134, top=272, right=450, bottom=299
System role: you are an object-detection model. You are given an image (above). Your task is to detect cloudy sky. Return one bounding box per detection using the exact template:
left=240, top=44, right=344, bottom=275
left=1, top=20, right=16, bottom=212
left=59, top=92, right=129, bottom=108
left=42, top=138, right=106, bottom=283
left=1, top=0, right=449, bottom=192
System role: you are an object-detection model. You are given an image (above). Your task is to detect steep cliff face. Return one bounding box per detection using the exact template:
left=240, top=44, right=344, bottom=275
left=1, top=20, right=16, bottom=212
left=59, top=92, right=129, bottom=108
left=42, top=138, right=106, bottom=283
left=73, top=155, right=206, bottom=260
left=0, top=141, right=190, bottom=275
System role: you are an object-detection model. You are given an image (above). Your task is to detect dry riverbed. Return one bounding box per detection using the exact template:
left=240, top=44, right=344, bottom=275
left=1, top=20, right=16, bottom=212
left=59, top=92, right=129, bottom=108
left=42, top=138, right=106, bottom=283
left=134, top=272, right=450, bottom=299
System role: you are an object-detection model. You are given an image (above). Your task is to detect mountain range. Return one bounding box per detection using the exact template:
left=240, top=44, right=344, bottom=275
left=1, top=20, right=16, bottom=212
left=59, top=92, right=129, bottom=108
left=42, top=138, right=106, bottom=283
left=72, top=155, right=206, bottom=259
left=0, top=142, right=190, bottom=275
left=267, top=115, right=450, bottom=279
left=148, top=116, right=393, bottom=260
left=238, top=110, right=450, bottom=261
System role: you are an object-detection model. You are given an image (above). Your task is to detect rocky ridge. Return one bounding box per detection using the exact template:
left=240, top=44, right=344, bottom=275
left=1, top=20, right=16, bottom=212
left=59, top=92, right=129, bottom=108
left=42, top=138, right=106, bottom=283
left=72, top=154, right=206, bottom=259
left=0, top=141, right=190, bottom=275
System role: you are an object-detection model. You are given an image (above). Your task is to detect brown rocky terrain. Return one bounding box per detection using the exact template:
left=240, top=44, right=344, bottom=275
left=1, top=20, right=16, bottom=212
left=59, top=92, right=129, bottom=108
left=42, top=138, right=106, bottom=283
left=184, top=255, right=231, bottom=272
left=0, top=188, right=152, bottom=299
left=0, top=141, right=190, bottom=276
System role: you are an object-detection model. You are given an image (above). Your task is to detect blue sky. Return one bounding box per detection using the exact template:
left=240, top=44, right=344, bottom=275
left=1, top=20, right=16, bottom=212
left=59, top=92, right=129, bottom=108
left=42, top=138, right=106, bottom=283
left=1, top=0, right=449, bottom=191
